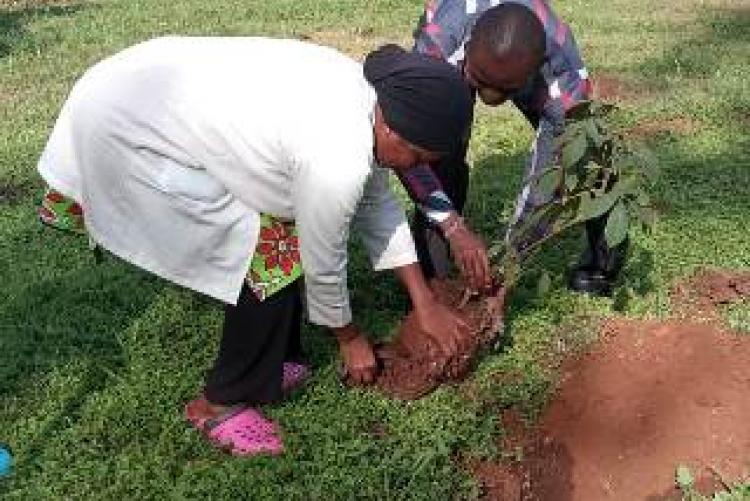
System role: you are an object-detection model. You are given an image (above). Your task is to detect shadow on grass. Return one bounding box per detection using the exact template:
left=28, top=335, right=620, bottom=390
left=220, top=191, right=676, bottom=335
left=0, top=2, right=86, bottom=58
left=0, top=178, right=34, bottom=205
left=0, top=235, right=165, bottom=404
left=465, top=151, right=525, bottom=241
left=0, top=230, right=174, bottom=473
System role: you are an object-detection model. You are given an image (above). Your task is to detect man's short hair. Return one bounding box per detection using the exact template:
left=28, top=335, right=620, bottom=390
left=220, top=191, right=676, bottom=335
left=471, top=3, right=546, bottom=64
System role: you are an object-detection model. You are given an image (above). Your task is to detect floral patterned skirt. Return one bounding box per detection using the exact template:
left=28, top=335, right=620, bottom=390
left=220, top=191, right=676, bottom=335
left=37, top=188, right=302, bottom=301
left=247, top=214, right=302, bottom=301
left=38, top=188, right=85, bottom=234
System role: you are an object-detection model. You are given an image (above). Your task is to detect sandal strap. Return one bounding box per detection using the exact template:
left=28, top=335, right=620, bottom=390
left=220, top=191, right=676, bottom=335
left=201, top=405, right=247, bottom=433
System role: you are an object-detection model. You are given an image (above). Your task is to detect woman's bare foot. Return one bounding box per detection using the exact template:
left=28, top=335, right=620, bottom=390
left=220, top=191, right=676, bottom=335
left=185, top=394, right=232, bottom=421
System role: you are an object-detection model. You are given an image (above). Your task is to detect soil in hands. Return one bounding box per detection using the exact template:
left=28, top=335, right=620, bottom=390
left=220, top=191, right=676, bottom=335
left=349, top=278, right=506, bottom=400
left=470, top=269, right=750, bottom=501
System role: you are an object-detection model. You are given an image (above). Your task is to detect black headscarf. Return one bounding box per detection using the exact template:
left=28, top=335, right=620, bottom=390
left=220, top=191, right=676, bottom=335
left=363, top=44, right=473, bottom=155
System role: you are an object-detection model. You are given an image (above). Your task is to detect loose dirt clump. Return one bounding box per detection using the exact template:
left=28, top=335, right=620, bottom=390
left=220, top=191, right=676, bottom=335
left=470, top=269, right=750, bottom=501
left=468, top=412, right=574, bottom=501
left=351, top=279, right=505, bottom=400
left=626, top=117, right=702, bottom=140
left=671, top=268, right=750, bottom=322
left=592, top=74, right=638, bottom=102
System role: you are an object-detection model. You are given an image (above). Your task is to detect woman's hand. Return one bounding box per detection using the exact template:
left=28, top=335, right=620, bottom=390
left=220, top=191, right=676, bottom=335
left=440, top=214, right=491, bottom=291
left=412, top=298, right=470, bottom=359
left=394, top=263, right=470, bottom=359
left=333, top=324, right=378, bottom=385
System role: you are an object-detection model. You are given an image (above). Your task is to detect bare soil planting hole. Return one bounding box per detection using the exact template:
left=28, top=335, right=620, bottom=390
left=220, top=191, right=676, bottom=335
left=469, top=269, right=750, bottom=500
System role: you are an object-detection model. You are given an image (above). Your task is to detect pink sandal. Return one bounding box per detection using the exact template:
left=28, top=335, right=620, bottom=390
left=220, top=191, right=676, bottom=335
left=282, top=362, right=311, bottom=393
left=185, top=399, right=283, bottom=456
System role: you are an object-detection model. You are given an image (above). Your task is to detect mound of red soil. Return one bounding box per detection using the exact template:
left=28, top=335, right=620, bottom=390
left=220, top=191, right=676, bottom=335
left=473, top=269, right=750, bottom=500
left=351, top=279, right=505, bottom=400
left=672, top=268, right=750, bottom=322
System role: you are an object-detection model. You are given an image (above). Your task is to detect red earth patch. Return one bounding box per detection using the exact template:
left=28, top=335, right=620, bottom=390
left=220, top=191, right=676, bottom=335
left=471, top=269, right=750, bottom=500
left=592, top=74, right=638, bottom=102
left=626, top=117, right=702, bottom=140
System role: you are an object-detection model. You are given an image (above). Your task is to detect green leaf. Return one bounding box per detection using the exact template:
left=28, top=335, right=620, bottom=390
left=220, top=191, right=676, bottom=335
left=675, top=465, right=694, bottom=489
left=636, top=190, right=650, bottom=206
left=562, top=133, right=588, bottom=169
left=552, top=202, right=578, bottom=232
left=535, top=167, right=560, bottom=199
left=578, top=190, right=618, bottom=221
left=537, top=270, right=552, bottom=297
left=565, top=173, right=579, bottom=193
left=501, top=256, right=521, bottom=288
left=585, top=118, right=605, bottom=148
left=583, top=161, right=601, bottom=170
left=604, top=201, right=629, bottom=248
left=582, top=163, right=603, bottom=190
left=616, top=174, right=642, bottom=197
left=509, top=201, right=563, bottom=247
left=488, top=242, right=506, bottom=261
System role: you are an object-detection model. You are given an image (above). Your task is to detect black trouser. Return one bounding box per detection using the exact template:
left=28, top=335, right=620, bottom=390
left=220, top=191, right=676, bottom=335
left=203, top=280, right=302, bottom=406
left=411, top=144, right=470, bottom=280
left=579, top=213, right=629, bottom=277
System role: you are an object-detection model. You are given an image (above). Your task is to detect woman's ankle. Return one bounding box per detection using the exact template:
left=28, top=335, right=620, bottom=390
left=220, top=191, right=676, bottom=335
left=187, top=394, right=233, bottom=419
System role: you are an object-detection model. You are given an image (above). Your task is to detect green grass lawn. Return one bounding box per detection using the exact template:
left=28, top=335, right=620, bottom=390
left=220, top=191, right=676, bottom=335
left=1, top=0, right=749, bottom=498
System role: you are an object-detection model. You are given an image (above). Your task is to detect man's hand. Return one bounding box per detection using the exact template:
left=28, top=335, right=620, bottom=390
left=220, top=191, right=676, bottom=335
left=440, top=213, right=491, bottom=291
left=333, top=324, right=378, bottom=385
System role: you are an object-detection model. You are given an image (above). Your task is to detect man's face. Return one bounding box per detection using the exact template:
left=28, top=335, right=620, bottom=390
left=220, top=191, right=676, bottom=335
left=463, top=40, right=537, bottom=106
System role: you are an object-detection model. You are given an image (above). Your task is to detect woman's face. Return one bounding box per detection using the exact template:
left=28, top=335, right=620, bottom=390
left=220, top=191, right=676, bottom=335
left=376, top=133, right=442, bottom=170
left=373, top=108, right=444, bottom=170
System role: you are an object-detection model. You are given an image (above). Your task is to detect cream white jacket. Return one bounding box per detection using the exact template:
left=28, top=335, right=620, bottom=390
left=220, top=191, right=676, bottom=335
left=37, top=36, right=417, bottom=327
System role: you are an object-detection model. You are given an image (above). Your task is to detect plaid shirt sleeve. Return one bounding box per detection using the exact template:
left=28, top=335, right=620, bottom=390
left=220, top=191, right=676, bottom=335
left=404, top=0, right=475, bottom=225
left=512, top=0, right=594, bottom=177
left=413, top=0, right=470, bottom=61
left=396, top=164, right=456, bottom=224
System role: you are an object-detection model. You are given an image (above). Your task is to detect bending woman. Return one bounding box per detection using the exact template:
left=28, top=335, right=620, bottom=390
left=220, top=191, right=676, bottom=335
left=36, top=37, right=474, bottom=455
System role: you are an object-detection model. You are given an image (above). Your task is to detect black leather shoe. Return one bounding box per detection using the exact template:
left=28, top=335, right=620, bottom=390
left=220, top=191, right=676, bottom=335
left=568, top=212, right=629, bottom=297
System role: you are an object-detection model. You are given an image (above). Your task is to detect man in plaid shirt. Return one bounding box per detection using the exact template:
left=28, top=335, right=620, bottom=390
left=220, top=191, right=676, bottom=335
left=400, top=0, right=627, bottom=295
